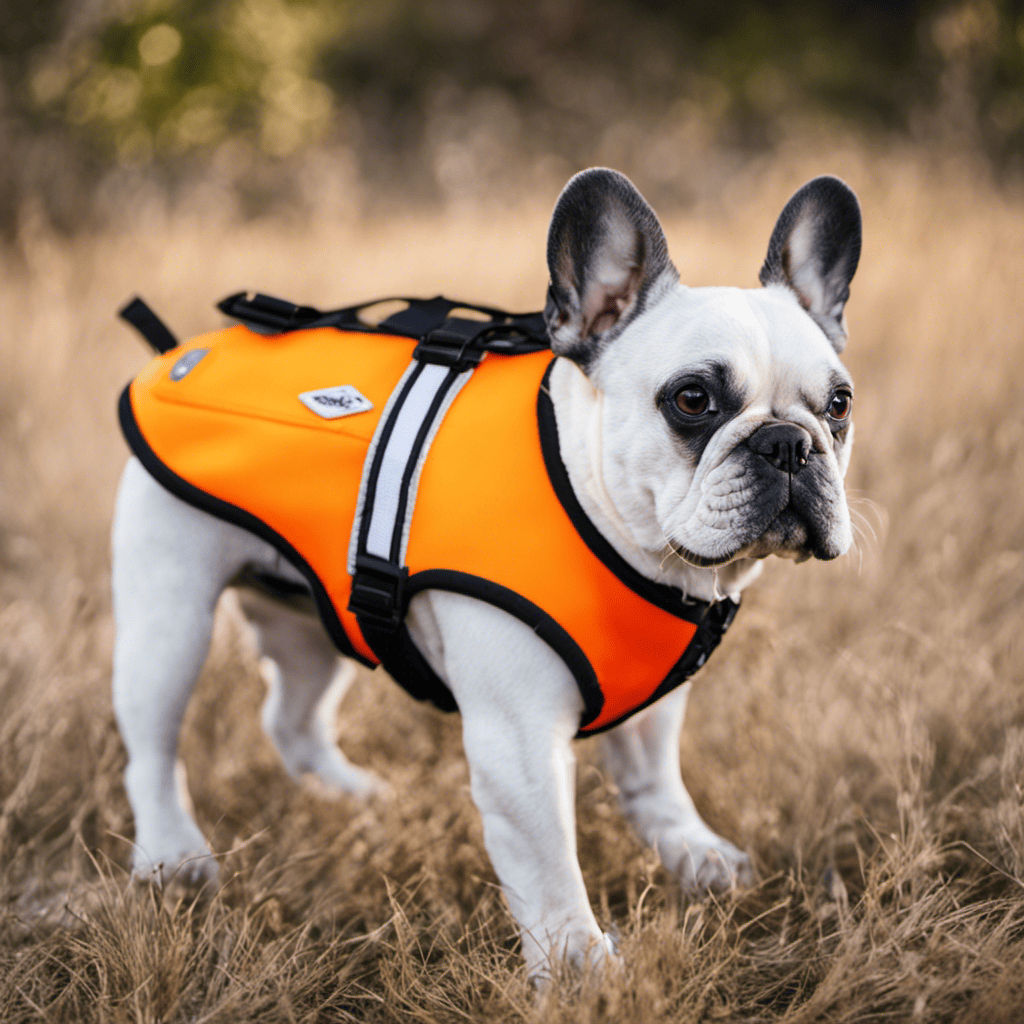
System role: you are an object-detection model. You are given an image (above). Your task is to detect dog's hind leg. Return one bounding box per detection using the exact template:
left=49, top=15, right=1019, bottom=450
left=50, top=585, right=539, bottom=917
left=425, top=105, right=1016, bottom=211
left=111, top=458, right=267, bottom=884
left=601, top=683, right=753, bottom=896
left=236, top=590, right=387, bottom=799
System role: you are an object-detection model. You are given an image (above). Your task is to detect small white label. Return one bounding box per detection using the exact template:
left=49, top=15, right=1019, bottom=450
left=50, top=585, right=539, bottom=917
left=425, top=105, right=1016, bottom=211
left=298, top=385, right=374, bottom=420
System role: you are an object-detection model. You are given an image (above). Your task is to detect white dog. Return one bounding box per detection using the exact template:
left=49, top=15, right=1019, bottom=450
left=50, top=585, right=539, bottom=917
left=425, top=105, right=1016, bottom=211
left=111, top=168, right=861, bottom=975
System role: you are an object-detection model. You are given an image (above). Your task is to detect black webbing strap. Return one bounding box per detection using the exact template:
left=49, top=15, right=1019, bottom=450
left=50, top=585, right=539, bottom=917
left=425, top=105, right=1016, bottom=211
left=358, top=616, right=459, bottom=711
left=217, top=291, right=549, bottom=355
left=119, top=297, right=179, bottom=354
left=345, top=360, right=469, bottom=641
left=581, top=594, right=739, bottom=734
left=688, top=595, right=739, bottom=670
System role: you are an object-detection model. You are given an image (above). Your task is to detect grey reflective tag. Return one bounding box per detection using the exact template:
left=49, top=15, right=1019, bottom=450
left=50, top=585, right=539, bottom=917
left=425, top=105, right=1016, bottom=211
left=169, top=348, right=209, bottom=381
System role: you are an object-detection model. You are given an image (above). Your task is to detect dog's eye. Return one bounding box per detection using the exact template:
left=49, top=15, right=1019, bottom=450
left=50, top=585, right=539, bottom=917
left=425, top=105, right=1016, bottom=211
left=828, top=389, right=853, bottom=421
left=675, top=387, right=710, bottom=417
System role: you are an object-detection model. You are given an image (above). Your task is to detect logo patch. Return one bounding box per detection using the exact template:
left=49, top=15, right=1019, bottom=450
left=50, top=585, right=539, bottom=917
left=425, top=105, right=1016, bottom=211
left=299, top=385, right=374, bottom=420
left=169, top=348, right=209, bottom=381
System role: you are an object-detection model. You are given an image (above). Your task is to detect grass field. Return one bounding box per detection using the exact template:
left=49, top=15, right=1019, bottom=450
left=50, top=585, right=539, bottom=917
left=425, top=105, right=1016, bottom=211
left=2, top=143, right=1024, bottom=1022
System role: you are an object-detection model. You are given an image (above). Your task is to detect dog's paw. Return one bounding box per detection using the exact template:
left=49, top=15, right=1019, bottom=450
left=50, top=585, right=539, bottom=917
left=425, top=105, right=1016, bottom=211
left=660, top=827, right=753, bottom=896
left=301, top=760, right=391, bottom=802
left=133, top=847, right=219, bottom=891
left=566, top=930, right=620, bottom=973
left=273, top=737, right=390, bottom=802
left=526, top=926, right=621, bottom=986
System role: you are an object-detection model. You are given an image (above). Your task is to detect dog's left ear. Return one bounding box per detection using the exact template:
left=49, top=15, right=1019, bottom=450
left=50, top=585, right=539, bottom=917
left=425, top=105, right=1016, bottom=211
left=545, top=168, right=679, bottom=371
left=759, top=176, right=862, bottom=352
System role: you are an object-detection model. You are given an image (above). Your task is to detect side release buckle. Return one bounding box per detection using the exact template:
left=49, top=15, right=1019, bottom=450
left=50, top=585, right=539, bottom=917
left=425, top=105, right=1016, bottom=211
left=347, top=555, right=409, bottom=632
left=217, top=292, right=321, bottom=333
left=413, top=317, right=489, bottom=371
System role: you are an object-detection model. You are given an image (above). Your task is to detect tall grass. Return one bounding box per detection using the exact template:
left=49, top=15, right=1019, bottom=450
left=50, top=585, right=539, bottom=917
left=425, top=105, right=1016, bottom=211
left=1, top=143, right=1023, bottom=1022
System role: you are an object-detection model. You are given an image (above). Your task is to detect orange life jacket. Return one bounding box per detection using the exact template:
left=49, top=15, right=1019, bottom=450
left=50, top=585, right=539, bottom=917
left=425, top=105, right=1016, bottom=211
left=119, top=299, right=737, bottom=735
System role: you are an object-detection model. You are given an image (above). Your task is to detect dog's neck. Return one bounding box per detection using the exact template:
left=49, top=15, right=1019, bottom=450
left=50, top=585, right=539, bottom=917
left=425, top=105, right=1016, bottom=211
left=546, top=358, right=761, bottom=605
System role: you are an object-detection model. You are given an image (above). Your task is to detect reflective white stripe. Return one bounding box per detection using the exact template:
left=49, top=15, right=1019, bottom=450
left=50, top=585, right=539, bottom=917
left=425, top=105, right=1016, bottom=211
left=347, top=361, right=419, bottom=575
left=394, top=369, right=473, bottom=564
left=364, top=363, right=450, bottom=559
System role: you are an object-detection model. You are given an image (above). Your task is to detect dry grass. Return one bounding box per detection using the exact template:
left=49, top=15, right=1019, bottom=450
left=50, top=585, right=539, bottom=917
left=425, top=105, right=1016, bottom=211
left=2, top=142, right=1024, bottom=1022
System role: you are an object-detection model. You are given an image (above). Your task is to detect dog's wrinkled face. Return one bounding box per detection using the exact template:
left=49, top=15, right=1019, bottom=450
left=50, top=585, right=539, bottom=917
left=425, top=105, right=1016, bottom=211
left=545, top=169, right=862, bottom=569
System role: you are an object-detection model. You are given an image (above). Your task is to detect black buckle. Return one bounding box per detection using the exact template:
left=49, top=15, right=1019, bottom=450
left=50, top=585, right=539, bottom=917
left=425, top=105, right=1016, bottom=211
left=707, top=596, right=739, bottom=634
left=348, top=556, right=408, bottom=631
left=217, top=292, right=321, bottom=333
left=413, top=317, right=489, bottom=371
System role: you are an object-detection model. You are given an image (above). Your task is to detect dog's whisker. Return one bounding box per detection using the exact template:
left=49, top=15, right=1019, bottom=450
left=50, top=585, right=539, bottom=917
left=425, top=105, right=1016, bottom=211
left=847, top=496, right=887, bottom=555
left=658, top=528, right=685, bottom=571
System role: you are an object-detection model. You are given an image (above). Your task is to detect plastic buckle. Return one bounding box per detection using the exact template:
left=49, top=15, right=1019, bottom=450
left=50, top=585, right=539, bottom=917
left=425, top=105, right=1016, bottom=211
left=413, top=317, right=489, bottom=371
left=217, top=292, right=321, bottom=333
left=709, top=596, right=739, bottom=634
left=347, top=556, right=409, bottom=631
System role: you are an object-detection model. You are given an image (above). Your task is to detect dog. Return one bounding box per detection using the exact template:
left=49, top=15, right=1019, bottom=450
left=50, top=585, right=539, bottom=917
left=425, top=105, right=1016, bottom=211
left=111, top=167, right=861, bottom=976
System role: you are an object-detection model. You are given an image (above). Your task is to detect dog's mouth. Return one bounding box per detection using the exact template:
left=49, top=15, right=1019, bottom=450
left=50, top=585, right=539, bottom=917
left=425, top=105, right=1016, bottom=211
left=669, top=508, right=837, bottom=568
left=668, top=541, right=739, bottom=569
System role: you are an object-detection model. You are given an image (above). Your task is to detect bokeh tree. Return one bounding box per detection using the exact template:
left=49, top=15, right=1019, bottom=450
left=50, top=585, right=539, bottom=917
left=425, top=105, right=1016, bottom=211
left=3, top=0, right=1023, bottom=233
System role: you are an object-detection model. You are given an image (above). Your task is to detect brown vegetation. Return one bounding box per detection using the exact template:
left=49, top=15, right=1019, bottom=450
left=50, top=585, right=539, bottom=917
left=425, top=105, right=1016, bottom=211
left=1, top=145, right=1024, bottom=1021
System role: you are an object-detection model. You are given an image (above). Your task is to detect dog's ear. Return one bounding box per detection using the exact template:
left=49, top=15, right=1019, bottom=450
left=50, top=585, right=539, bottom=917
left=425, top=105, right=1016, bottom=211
left=759, top=176, right=862, bottom=352
left=545, top=168, right=678, bottom=370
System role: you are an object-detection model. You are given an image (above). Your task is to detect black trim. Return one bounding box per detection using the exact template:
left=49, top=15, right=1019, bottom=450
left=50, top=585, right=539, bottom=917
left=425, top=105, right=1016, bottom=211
left=407, top=569, right=605, bottom=730
left=118, top=385, right=373, bottom=667
left=536, top=361, right=710, bottom=624
left=119, top=297, right=179, bottom=354
left=585, top=594, right=739, bottom=734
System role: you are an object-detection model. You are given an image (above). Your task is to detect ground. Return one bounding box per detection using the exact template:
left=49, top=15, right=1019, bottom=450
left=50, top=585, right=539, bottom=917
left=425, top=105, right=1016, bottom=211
left=1, top=146, right=1023, bottom=1022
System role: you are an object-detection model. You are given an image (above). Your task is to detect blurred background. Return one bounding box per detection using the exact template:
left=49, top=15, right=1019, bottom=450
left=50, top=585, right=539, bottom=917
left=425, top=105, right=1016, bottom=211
left=2, top=3, right=1024, bottom=1019
left=4, top=0, right=1024, bottom=234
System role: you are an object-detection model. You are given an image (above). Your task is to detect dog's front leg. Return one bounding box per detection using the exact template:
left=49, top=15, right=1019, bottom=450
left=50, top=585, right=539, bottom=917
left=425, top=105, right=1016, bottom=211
left=460, top=704, right=616, bottom=976
left=408, top=593, right=615, bottom=978
left=602, top=684, right=752, bottom=895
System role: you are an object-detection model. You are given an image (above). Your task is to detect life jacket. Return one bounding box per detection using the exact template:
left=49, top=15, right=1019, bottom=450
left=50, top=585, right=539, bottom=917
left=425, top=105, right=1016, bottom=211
left=118, top=294, right=738, bottom=735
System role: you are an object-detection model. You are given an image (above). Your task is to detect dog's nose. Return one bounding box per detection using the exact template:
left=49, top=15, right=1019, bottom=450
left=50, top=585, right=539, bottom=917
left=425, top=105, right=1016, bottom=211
left=747, top=422, right=812, bottom=473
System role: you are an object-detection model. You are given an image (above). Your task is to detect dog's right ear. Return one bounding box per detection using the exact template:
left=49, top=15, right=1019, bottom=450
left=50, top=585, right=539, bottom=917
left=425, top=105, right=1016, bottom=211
left=759, top=176, right=862, bottom=353
left=545, top=168, right=679, bottom=371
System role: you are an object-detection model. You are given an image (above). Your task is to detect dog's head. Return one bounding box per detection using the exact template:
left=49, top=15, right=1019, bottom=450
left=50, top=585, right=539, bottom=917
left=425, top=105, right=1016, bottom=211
left=545, top=168, right=861, bottom=568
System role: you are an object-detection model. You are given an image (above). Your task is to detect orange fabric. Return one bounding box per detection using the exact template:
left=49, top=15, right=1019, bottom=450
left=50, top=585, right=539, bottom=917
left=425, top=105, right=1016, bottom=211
left=126, top=324, right=700, bottom=733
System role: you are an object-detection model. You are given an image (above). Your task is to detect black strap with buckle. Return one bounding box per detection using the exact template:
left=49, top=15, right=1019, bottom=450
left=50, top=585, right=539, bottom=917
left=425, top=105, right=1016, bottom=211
left=216, top=291, right=549, bottom=357
left=347, top=555, right=409, bottom=632
left=327, top=295, right=549, bottom=698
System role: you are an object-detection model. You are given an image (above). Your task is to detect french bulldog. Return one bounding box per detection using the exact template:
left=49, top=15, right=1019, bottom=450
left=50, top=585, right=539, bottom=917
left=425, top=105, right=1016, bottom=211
left=111, top=167, right=861, bottom=976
